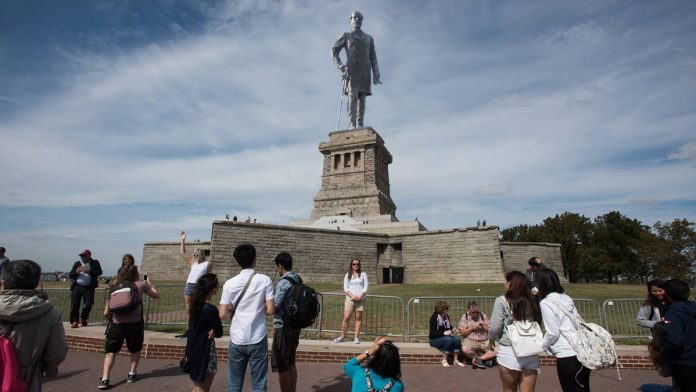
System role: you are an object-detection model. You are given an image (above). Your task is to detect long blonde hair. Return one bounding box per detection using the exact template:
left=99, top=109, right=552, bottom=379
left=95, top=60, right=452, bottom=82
left=192, top=248, right=206, bottom=263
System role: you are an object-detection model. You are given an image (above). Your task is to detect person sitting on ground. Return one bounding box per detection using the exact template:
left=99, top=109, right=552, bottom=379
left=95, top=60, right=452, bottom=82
left=343, top=336, right=404, bottom=392
left=99, top=264, right=159, bottom=389
left=458, top=300, right=496, bottom=369
left=0, top=259, right=68, bottom=391
left=636, top=279, right=671, bottom=330
left=429, top=299, right=464, bottom=368
left=662, top=279, right=696, bottom=392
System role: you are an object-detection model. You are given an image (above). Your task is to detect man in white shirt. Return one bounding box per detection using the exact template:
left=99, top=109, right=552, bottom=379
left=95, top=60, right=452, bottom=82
left=219, top=244, right=274, bottom=392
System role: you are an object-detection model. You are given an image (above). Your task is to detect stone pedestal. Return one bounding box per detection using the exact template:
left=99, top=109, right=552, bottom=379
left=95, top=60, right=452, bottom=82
left=310, top=127, right=397, bottom=220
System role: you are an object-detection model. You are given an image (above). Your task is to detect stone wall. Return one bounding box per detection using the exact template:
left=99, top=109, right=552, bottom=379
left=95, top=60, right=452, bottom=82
left=391, top=227, right=505, bottom=283
left=499, top=242, right=564, bottom=278
left=209, top=221, right=388, bottom=283
left=142, top=225, right=564, bottom=284
left=140, top=242, right=211, bottom=281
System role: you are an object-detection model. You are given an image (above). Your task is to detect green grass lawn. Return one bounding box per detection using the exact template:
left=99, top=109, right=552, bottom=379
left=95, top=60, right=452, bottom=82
left=44, top=280, right=647, bottom=303
left=309, top=282, right=646, bottom=304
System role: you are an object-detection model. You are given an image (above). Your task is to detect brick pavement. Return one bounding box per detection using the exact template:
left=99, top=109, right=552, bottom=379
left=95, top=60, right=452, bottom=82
left=44, top=350, right=668, bottom=392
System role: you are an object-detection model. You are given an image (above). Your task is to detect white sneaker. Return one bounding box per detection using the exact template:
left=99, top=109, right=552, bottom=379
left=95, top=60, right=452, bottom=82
left=354, top=338, right=360, bottom=344
left=334, top=337, right=344, bottom=343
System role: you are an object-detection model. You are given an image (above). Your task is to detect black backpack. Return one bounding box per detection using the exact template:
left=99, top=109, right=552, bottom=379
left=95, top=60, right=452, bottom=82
left=282, top=275, right=320, bottom=328
left=108, top=281, right=141, bottom=314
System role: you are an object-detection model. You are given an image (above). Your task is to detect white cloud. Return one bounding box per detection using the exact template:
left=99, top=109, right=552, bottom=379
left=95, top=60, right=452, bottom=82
left=1, top=0, right=695, bottom=271
left=669, top=141, right=696, bottom=166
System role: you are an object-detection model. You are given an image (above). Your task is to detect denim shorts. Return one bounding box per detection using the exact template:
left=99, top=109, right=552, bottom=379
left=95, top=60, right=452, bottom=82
left=184, top=282, right=197, bottom=296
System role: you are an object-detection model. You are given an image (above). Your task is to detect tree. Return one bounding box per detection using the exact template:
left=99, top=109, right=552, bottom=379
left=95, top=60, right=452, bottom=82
left=500, top=224, right=545, bottom=242
left=651, top=219, right=696, bottom=281
left=539, top=212, right=592, bottom=282
left=584, top=211, right=650, bottom=283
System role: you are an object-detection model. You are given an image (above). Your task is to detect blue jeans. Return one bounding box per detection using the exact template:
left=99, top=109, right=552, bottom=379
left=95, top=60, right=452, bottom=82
left=429, top=335, right=461, bottom=354
left=227, top=337, right=268, bottom=392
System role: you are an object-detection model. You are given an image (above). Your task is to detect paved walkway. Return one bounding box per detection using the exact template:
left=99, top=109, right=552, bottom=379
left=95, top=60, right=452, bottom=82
left=44, top=350, right=667, bottom=391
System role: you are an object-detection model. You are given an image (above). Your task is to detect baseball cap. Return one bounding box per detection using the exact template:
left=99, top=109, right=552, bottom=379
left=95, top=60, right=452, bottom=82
left=79, top=249, right=91, bottom=257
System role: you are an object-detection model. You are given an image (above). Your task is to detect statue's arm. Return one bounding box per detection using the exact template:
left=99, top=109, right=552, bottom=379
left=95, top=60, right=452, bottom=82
left=370, top=36, right=381, bottom=84
left=331, top=33, right=348, bottom=72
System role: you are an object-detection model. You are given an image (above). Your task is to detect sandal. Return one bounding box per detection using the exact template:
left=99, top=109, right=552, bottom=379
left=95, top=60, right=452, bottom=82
left=441, top=359, right=450, bottom=368
left=453, top=359, right=465, bottom=368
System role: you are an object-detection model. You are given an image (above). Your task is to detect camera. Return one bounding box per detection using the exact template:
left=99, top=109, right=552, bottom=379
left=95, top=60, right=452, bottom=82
left=143, top=274, right=148, bottom=281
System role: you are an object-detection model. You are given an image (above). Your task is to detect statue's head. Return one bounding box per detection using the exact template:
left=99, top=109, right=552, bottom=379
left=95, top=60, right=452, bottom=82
left=350, top=11, right=363, bottom=30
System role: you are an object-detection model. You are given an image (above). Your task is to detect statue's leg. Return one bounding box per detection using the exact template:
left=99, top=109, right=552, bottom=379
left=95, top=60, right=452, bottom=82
left=356, top=93, right=366, bottom=127
left=347, top=93, right=358, bottom=129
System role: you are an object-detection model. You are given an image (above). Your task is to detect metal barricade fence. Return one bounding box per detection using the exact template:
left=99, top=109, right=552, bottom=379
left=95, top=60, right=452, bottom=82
left=43, top=285, right=650, bottom=342
left=602, top=298, right=650, bottom=339
left=44, top=287, right=111, bottom=326
left=572, top=299, right=603, bottom=326
left=406, top=296, right=497, bottom=342
left=318, top=293, right=405, bottom=341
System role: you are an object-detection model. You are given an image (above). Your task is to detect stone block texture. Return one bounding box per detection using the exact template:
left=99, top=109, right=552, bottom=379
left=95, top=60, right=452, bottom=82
left=500, top=242, right=565, bottom=279
left=141, top=242, right=211, bottom=281
left=311, top=128, right=396, bottom=220
left=141, top=224, right=560, bottom=284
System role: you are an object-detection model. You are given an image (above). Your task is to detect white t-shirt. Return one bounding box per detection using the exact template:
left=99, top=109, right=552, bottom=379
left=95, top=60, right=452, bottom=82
left=186, top=261, right=209, bottom=284
left=220, top=269, right=274, bottom=345
left=343, top=272, right=368, bottom=301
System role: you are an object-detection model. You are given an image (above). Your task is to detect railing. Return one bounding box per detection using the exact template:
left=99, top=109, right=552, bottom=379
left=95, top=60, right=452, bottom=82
left=406, top=296, right=497, bottom=342
left=602, top=299, right=650, bottom=339
left=46, top=285, right=653, bottom=342
left=319, top=293, right=405, bottom=341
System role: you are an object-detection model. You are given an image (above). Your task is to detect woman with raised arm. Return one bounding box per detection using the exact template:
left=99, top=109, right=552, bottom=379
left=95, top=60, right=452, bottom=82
left=179, top=231, right=211, bottom=338
left=335, top=258, right=368, bottom=344
left=187, top=273, right=223, bottom=392
left=636, top=279, right=671, bottom=330
left=489, top=271, right=540, bottom=392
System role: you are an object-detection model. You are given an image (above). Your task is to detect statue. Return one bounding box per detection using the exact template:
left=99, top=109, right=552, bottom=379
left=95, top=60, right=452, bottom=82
left=331, top=11, right=381, bottom=129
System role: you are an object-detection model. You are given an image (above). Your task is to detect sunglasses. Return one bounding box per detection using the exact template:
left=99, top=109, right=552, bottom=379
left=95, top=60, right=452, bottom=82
left=352, top=263, right=360, bottom=266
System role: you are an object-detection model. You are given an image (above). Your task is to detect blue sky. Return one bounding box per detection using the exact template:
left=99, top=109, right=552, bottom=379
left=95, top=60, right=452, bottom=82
left=1, top=0, right=695, bottom=275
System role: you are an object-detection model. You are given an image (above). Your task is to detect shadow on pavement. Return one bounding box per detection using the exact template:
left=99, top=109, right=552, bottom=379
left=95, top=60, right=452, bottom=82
left=309, top=373, right=353, bottom=391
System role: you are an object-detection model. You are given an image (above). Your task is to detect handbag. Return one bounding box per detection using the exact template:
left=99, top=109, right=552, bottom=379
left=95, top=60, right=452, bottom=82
left=504, top=300, right=544, bottom=357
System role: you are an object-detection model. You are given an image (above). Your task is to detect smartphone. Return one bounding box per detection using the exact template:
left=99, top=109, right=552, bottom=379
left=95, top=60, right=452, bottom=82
left=143, top=274, right=148, bottom=281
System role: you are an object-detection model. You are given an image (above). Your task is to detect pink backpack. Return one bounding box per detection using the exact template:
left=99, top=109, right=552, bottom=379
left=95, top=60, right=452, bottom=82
left=0, top=325, right=29, bottom=392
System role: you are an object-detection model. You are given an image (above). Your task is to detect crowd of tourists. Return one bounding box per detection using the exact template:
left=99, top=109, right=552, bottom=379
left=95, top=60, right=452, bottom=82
left=1, top=242, right=694, bottom=392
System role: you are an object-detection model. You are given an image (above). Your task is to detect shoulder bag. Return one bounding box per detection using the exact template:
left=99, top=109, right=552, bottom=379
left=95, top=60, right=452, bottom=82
left=504, top=300, right=544, bottom=357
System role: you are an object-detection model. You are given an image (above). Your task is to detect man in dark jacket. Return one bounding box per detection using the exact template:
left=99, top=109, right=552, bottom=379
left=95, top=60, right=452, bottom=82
left=663, top=279, right=696, bottom=391
left=68, top=249, right=102, bottom=328
left=0, top=259, right=68, bottom=392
